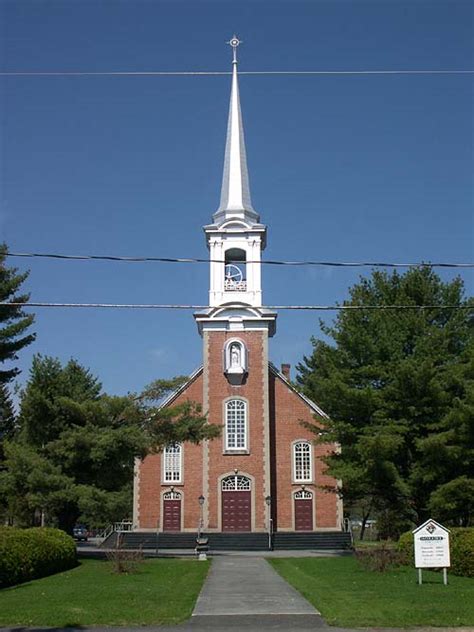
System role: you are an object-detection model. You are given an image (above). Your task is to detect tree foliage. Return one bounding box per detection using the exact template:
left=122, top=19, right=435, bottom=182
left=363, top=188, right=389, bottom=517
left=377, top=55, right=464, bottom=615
left=0, top=385, right=16, bottom=442
left=0, top=244, right=35, bottom=385
left=1, top=356, right=219, bottom=531
left=297, top=268, right=473, bottom=535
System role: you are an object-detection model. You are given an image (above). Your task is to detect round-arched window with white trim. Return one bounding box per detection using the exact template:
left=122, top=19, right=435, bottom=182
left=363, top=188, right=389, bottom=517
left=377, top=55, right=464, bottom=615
left=163, top=443, right=182, bottom=483
left=294, top=490, right=313, bottom=500
left=163, top=491, right=182, bottom=500
left=293, top=441, right=312, bottom=483
left=225, top=400, right=247, bottom=451
left=221, top=475, right=251, bottom=491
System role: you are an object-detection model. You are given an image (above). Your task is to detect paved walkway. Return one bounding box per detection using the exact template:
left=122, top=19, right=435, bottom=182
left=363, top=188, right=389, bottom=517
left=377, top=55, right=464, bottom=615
left=193, top=556, right=320, bottom=617
left=2, top=551, right=473, bottom=631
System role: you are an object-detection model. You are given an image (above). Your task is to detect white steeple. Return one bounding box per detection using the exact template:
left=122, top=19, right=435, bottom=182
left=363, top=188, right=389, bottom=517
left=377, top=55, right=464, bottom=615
left=213, top=36, right=260, bottom=227
left=195, top=36, right=277, bottom=338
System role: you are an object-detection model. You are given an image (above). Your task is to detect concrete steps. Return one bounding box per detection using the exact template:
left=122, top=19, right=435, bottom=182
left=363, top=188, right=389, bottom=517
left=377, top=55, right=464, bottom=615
left=101, top=530, right=352, bottom=551
left=273, top=531, right=352, bottom=550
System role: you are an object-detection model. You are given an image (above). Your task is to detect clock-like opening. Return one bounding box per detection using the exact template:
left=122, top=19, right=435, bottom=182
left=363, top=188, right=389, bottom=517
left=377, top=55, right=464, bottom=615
left=224, top=248, right=247, bottom=291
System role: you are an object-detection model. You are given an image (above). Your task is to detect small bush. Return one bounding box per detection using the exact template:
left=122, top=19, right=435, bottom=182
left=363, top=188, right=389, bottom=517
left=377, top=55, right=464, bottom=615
left=105, top=533, right=144, bottom=574
left=398, top=527, right=474, bottom=577
left=0, top=527, right=77, bottom=588
left=355, top=542, right=402, bottom=572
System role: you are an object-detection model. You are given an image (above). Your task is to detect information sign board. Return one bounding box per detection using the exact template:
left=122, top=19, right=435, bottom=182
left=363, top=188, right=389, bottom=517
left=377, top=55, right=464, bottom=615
left=413, top=519, right=450, bottom=569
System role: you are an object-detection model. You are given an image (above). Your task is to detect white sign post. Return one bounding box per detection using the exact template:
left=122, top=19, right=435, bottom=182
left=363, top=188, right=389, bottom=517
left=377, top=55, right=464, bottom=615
left=412, top=519, right=450, bottom=585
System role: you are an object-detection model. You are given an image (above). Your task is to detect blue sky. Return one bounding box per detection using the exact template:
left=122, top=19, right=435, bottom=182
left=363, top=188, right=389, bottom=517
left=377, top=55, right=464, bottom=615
left=1, top=0, right=473, bottom=397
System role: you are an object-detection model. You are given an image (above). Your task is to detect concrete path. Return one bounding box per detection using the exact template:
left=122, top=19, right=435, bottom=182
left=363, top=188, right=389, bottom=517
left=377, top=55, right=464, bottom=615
left=193, top=556, right=319, bottom=617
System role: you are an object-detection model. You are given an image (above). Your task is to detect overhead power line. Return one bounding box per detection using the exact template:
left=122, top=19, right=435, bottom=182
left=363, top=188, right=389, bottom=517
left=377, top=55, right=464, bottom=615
left=1, top=69, right=473, bottom=77
left=2, top=302, right=471, bottom=311
left=5, top=252, right=474, bottom=269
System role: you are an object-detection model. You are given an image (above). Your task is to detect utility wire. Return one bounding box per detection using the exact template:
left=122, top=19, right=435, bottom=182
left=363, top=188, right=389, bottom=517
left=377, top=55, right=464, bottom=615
left=5, top=252, right=474, bottom=269
left=1, top=70, right=473, bottom=77
left=3, top=302, right=472, bottom=311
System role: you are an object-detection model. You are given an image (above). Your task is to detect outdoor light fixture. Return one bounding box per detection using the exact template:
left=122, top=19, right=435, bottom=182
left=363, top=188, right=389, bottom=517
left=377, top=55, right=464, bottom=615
left=197, top=495, right=205, bottom=540
left=265, top=495, right=271, bottom=506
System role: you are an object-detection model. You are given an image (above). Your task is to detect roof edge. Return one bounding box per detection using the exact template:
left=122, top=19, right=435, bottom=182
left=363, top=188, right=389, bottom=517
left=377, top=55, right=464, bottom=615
left=268, top=362, right=329, bottom=419
left=159, top=366, right=203, bottom=409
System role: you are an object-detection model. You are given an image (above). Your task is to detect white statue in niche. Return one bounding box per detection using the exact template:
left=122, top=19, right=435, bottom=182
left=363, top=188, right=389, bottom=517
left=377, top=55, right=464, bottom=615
left=225, top=340, right=246, bottom=383
left=230, top=343, right=241, bottom=368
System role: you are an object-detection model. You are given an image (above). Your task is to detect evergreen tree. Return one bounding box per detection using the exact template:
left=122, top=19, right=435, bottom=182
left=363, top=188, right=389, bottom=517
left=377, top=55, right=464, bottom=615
left=0, top=244, right=35, bottom=385
left=0, top=383, right=16, bottom=468
left=0, top=384, right=16, bottom=442
left=297, top=267, right=473, bottom=535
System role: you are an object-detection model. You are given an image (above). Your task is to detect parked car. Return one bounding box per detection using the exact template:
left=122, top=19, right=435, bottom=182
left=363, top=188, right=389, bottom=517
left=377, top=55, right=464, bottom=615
left=73, top=525, right=88, bottom=541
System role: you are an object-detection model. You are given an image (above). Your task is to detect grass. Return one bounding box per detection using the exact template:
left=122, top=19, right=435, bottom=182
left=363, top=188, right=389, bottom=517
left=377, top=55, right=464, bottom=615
left=353, top=539, right=396, bottom=550
left=269, top=556, right=474, bottom=628
left=0, top=557, right=210, bottom=626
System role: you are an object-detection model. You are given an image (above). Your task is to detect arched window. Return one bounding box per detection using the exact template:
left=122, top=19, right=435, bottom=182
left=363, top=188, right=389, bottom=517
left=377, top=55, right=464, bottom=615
left=294, top=489, right=313, bottom=500
left=293, top=441, right=312, bottom=483
left=163, top=443, right=182, bottom=483
left=221, top=475, right=251, bottom=491
left=225, top=400, right=247, bottom=451
left=163, top=490, right=182, bottom=500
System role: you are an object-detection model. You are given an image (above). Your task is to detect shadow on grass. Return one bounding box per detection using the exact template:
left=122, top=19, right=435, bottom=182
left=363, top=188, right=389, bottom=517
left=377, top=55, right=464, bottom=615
left=6, top=627, right=86, bottom=631
left=1, top=561, right=83, bottom=593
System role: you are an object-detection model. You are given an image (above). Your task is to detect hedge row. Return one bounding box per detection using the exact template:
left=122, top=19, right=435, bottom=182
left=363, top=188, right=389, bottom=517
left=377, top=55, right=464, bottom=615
left=398, top=527, right=474, bottom=578
left=0, top=527, right=77, bottom=588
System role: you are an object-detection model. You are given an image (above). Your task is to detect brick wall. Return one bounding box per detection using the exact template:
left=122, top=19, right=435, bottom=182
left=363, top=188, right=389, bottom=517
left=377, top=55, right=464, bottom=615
left=270, top=371, right=339, bottom=530
left=137, top=372, right=204, bottom=529
left=136, top=342, right=339, bottom=532
left=204, top=330, right=269, bottom=532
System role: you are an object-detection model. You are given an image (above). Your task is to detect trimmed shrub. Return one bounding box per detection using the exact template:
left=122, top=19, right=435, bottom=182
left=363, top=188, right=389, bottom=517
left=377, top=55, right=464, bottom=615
left=398, top=527, right=474, bottom=578
left=0, top=527, right=77, bottom=588
left=450, top=528, right=474, bottom=578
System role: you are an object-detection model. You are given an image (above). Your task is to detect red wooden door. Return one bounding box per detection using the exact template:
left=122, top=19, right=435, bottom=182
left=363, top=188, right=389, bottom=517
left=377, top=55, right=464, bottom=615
left=163, top=499, right=181, bottom=532
left=295, top=499, right=313, bottom=531
left=222, top=491, right=251, bottom=532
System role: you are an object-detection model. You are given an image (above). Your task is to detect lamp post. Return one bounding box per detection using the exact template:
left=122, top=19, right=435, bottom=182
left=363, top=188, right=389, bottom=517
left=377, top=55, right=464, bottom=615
left=265, top=495, right=272, bottom=551
left=198, top=495, right=205, bottom=539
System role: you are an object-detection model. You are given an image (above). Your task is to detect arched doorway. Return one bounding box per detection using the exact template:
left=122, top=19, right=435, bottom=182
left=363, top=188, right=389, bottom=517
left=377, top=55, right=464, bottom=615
left=294, top=490, right=313, bottom=531
left=221, top=475, right=251, bottom=532
left=163, top=491, right=182, bottom=532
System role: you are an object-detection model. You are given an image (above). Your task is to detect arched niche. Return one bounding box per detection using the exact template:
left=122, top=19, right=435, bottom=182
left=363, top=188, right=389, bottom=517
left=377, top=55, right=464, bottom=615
left=223, top=338, right=248, bottom=385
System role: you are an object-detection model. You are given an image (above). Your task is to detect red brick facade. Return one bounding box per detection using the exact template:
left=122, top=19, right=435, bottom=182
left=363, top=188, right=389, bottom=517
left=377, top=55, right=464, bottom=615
left=135, top=329, right=341, bottom=532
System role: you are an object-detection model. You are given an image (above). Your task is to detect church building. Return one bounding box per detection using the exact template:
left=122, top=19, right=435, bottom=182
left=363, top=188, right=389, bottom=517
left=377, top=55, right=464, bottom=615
left=133, top=39, right=342, bottom=545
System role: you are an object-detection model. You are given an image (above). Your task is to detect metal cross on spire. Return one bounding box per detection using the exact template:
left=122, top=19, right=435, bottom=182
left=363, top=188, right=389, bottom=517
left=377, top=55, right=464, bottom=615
left=227, top=35, right=242, bottom=64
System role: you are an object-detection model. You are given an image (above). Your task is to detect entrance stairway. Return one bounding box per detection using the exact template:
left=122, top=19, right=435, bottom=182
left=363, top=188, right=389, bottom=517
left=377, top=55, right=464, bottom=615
left=273, top=531, right=352, bottom=550
left=101, top=530, right=352, bottom=551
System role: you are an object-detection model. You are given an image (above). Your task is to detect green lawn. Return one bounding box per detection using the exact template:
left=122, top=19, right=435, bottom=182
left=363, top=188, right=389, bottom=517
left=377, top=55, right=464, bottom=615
left=0, top=558, right=210, bottom=626
left=269, top=556, right=474, bottom=628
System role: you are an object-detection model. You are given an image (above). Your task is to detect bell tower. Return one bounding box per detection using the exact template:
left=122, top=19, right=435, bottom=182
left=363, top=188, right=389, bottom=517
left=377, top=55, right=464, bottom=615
left=193, top=37, right=276, bottom=533
left=195, top=36, right=277, bottom=337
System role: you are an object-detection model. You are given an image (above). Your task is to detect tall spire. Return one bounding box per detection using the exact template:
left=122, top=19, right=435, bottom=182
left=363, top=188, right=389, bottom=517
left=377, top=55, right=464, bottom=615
left=212, top=36, right=260, bottom=226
